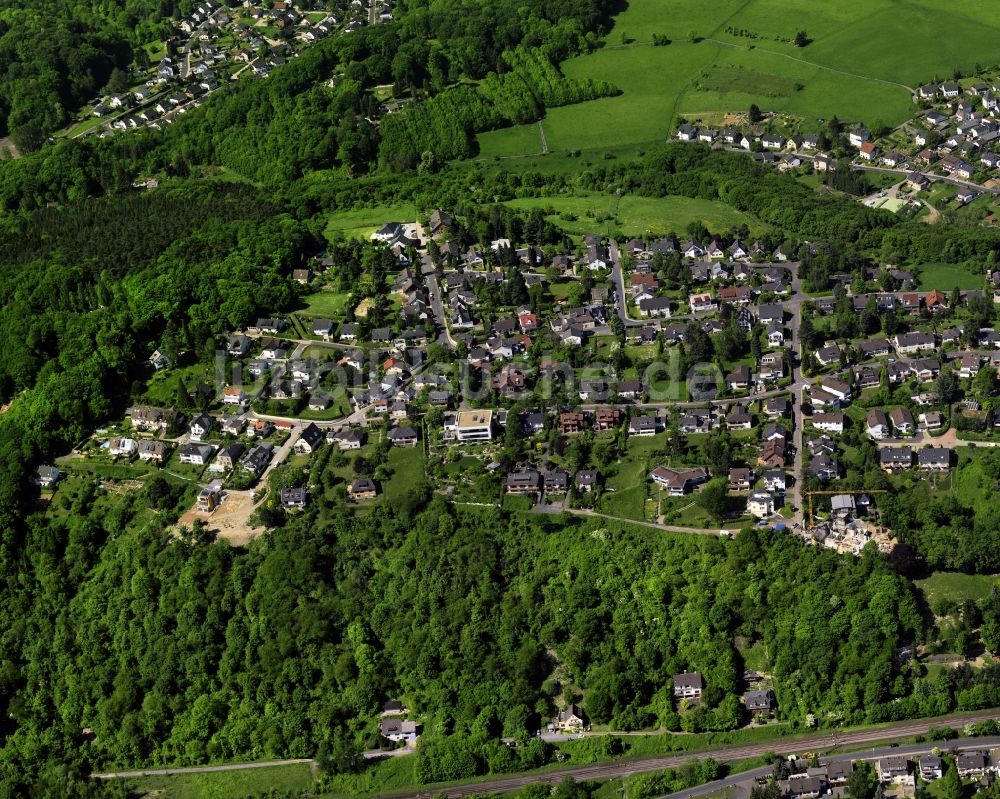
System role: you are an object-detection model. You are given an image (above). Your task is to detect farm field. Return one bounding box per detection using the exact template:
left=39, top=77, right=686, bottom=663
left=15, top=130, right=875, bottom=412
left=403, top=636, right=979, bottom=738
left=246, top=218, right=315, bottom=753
left=504, top=193, right=760, bottom=238
left=474, top=0, right=1000, bottom=163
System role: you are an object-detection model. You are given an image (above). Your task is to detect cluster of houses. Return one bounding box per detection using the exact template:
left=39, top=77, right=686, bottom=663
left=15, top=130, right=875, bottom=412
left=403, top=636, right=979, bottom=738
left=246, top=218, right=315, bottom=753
left=92, top=0, right=375, bottom=135
left=767, top=749, right=1000, bottom=799
left=673, top=670, right=777, bottom=719
left=678, top=75, right=1000, bottom=199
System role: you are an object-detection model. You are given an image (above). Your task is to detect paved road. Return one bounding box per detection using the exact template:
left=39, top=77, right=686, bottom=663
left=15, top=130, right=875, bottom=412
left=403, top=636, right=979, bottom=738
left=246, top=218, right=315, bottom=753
left=377, top=710, right=1000, bottom=798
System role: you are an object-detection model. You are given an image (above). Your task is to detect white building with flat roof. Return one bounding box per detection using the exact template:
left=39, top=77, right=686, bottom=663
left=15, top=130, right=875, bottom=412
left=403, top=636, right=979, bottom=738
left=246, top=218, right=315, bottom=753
left=455, top=410, right=494, bottom=442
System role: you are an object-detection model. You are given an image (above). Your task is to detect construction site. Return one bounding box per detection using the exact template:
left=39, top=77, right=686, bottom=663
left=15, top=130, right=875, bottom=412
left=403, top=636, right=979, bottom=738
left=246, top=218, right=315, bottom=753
left=803, top=490, right=897, bottom=556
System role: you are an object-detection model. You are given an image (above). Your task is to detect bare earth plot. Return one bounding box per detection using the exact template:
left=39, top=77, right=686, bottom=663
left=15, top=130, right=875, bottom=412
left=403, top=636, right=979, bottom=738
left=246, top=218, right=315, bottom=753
left=176, top=490, right=262, bottom=546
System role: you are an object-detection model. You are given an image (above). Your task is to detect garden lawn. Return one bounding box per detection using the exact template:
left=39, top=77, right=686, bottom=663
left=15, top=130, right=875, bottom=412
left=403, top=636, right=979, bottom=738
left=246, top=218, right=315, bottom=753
left=383, top=445, right=426, bottom=504
left=323, top=203, right=417, bottom=241
left=915, top=263, right=983, bottom=291
left=300, top=290, right=353, bottom=319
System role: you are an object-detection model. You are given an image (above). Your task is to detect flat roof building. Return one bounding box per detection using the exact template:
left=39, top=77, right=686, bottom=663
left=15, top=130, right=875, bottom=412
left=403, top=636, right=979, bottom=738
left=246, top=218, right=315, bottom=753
left=455, top=410, right=494, bottom=442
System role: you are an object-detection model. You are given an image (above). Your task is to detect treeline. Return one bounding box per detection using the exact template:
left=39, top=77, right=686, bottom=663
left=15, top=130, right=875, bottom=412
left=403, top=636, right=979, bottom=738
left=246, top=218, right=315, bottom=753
left=378, top=48, right=618, bottom=169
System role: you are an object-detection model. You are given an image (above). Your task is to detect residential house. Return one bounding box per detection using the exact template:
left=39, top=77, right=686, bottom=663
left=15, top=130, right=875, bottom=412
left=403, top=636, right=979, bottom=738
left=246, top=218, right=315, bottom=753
left=280, top=487, right=308, bottom=510
left=454, top=410, right=494, bottom=442
left=743, top=689, right=774, bottom=714
left=34, top=465, right=61, bottom=487
left=387, top=426, right=418, bottom=447
left=379, top=719, right=419, bottom=743
left=329, top=429, right=365, bottom=450
left=241, top=443, right=273, bottom=475
left=673, top=672, right=704, bottom=699
left=179, top=443, right=214, bottom=466
left=295, top=423, right=324, bottom=454
left=593, top=408, right=622, bottom=431
left=867, top=410, right=890, bottom=439
left=918, top=756, right=943, bottom=781
left=889, top=407, right=914, bottom=435
left=137, top=439, right=167, bottom=463
left=820, top=378, right=852, bottom=403
left=575, top=470, right=600, bottom=492
left=130, top=406, right=169, bottom=432
left=810, top=454, right=838, bottom=481
left=956, top=753, right=988, bottom=779
left=109, top=438, right=137, bottom=457
left=197, top=480, right=225, bottom=512
left=812, top=412, right=845, bottom=434
left=763, top=470, right=786, bottom=492
left=747, top=491, right=775, bottom=518
left=628, top=415, right=658, bottom=437
left=759, top=438, right=788, bottom=468
left=189, top=414, right=213, bottom=442
left=649, top=466, right=709, bottom=495
left=918, top=447, right=951, bottom=471
left=348, top=478, right=379, bottom=500
left=210, top=443, right=244, bottom=473
left=726, top=407, right=753, bottom=430
left=506, top=470, right=542, bottom=494
left=726, top=364, right=751, bottom=391
left=689, top=293, right=717, bottom=313
left=763, top=397, right=789, bottom=418
left=559, top=411, right=588, bottom=435
left=551, top=705, right=587, bottom=733
left=879, top=447, right=913, bottom=472
left=758, top=352, right=786, bottom=382
left=728, top=467, right=753, bottom=491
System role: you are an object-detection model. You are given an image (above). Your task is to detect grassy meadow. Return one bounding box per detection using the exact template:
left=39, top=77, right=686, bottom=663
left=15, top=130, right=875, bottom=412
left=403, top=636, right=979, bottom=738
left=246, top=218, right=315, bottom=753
left=473, top=0, right=1000, bottom=162
left=504, top=193, right=762, bottom=238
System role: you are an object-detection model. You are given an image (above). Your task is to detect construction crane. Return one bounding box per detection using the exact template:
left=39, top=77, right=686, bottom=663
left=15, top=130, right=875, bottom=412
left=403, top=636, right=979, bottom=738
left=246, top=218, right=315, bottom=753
left=805, top=489, right=889, bottom=528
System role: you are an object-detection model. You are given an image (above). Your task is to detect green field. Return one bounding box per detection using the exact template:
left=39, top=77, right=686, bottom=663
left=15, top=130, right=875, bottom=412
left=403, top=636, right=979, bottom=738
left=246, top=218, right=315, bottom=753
left=915, top=262, right=984, bottom=291
left=476, top=122, right=544, bottom=159
left=323, top=203, right=418, bottom=241
left=475, top=0, right=1000, bottom=160
left=505, top=193, right=760, bottom=238
left=125, top=762, right=314, bottom=798
left=916, top=572, right=1000, bottom=605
